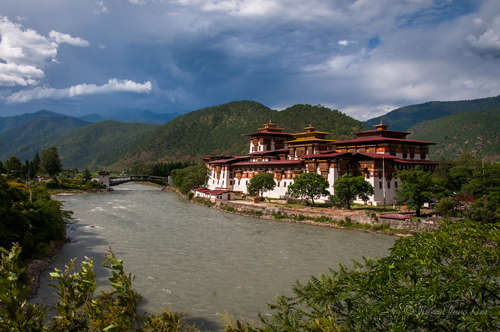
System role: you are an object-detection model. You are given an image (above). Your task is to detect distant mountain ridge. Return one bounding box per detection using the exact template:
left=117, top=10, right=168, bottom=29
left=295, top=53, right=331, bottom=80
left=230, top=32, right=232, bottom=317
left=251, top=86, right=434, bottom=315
left=80, top=109, right=180, bottom=124
left=408, top=108, right=500, bottom=162
left=363, top=95, right=500, bottom=131
left=0, top=110, right=68, bottom=134
left=0, top=115, right=91, bottom=162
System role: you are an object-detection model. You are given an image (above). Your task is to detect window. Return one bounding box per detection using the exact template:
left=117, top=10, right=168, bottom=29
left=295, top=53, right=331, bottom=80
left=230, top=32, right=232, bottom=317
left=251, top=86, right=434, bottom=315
left=229, top=180, right=233, bottom=185
left=395, top=181, right=398, bottom=188
left=387, top=181, right=391, bottom=189
left=277, top=182, right=280, bottom=187
left=379, top=182, right=382, bottom=189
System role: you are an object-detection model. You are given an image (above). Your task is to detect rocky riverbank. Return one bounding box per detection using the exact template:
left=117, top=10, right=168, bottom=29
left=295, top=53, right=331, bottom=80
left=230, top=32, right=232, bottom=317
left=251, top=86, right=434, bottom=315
left=161, top=186, right=437, bottom=235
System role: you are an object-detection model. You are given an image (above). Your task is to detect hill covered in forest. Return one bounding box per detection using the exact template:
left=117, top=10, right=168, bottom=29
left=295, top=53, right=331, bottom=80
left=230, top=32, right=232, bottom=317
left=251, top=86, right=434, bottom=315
left=107, top=101, right=368, bottom=170
left=408, top=108, right=500, bottom=162
left=364, top=95, right=500, bottom=131
left=56, top=121, right=160, bottom=170
left=0, top=115, right=91, bottom=162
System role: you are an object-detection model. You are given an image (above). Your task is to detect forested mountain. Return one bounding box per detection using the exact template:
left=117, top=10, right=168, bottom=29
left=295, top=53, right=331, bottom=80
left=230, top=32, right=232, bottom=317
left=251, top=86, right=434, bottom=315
left=0, top=116, right=91, bottom=162
left=408, top=108, right=500, bottom=162
left=56, top=121, right=159, bottom=170
left=80, top=109, right=180, bottom=124
left=0, top=110, right=67, bottom=134
left=106, top=108, right=180, bottom=123
left=364, top=95, right=500, bottom=131
left=107, top=101, right=367, bottom=170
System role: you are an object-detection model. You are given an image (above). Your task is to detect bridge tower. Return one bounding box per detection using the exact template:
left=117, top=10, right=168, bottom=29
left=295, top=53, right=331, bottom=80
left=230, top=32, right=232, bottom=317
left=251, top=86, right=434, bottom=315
left=98, top=171, right=110, bottom=188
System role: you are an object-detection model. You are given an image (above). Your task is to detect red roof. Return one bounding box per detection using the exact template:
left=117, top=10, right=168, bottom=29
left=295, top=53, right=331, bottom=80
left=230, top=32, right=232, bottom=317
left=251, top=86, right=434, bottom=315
left=395, top=159, right=439, bottom=164
left=192, top=187, right=230, bottom=196
left=352, top=129, right=411, bottom=135
left=206, top=156, right=249, bottom=164
left=244, top=131, right=293, bottom=137
left=304, top=152, right=398, bottom=159
left=232, top=160, right=303, bottom=166
left=329, top=137, right=436, bottom=145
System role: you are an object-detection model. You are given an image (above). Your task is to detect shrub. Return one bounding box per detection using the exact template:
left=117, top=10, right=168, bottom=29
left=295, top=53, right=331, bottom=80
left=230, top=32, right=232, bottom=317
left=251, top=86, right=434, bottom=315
left=314, top=216, right=330, bottom=223
left=0, top=245, right=200, bottom=332
left=273, top=212, right=287, bottom=219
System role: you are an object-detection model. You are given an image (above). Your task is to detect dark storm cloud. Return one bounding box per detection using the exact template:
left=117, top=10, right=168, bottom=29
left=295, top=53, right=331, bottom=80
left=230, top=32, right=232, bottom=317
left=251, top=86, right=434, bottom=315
left=0, top=0, right=499, bottom=119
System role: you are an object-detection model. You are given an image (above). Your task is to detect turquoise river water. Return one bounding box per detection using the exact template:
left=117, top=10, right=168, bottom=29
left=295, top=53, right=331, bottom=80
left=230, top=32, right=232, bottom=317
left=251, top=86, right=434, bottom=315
left=33, top=183, right=395, bottom=329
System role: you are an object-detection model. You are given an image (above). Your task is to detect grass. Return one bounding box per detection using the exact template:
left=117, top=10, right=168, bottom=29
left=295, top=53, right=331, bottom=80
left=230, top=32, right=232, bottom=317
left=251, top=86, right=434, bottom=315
left=131, top=181, right=165, bottom=188
left=193, top=197, right=215, bottom=207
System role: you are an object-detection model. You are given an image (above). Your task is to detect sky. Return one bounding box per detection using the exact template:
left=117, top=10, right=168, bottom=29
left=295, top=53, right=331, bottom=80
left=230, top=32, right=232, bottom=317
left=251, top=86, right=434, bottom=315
left=1, top=0, right=500, bottom=120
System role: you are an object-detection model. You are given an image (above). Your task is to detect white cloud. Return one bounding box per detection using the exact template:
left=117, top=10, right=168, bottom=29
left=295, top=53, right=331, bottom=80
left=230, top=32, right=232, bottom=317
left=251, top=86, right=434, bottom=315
left=6, top=79, right=152, bottom=103
left=95, top=1, right=110, bottom=14
left=0, top=16, right=89, bottom=87
left=0, top=17, right=58, bottom=67
left=0, top=63, right=44, bottom=86
left=466, top=14, right=500, bottom=57
left=128, top=0, right=147, bottom=5
left=49, top=31, right=90, bottom=47
left=338, top=40, right=349, bottom=46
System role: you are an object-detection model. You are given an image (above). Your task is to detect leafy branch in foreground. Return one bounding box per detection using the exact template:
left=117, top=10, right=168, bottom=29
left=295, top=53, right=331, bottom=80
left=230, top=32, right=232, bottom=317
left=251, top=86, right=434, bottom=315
left=0, top=245, right=199, bottom=332
left=255, top=220, right=500, bottom=332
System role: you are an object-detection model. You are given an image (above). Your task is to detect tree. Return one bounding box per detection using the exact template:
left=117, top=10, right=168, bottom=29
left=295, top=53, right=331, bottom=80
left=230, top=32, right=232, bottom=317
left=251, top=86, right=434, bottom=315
left=40, top=146, right=62, bottom=177
left=395, top=165, right=440, bottom=216
left=5, top=156, right=22, bottom=178
left=83, top=168, right=92, bottom=182
left=247, top=172, right=276, bottom=199
left=172, top=164, right=209, bottom=195
left=287, top=172, right=329, bottom=206
left=0, top=176, right=69, bottom=258
left=435, top=196, right=456, bottom=217
left=464, top=195, right=500, bottom=224
left=464, top=163, right=500, bottom=198
left=330, top=173, right=374, bottom=209
left=253, top=220, right=500, bottom=332
left=32, top=151, right=41, bottom=173
left=0, top=160, right=5, bottom=174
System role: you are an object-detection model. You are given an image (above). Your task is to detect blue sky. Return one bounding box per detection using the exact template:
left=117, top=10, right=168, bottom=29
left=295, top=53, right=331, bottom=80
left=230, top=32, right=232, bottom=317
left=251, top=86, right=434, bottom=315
left=1, top=0, right=499, bottom=120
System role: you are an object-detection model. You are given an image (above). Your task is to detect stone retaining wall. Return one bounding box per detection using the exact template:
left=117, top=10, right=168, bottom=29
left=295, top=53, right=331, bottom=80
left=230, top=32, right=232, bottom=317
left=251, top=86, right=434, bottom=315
left=215, top=200, right=438, bottom=232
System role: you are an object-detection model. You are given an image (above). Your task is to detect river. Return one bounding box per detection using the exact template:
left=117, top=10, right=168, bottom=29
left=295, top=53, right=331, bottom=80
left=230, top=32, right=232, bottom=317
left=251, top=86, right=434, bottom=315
left=33, top=183, right=395, bottom=330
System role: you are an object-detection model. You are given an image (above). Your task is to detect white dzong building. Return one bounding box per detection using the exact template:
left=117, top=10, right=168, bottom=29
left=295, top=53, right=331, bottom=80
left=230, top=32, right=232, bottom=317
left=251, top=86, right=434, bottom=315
left=204, top=121, right=437, bottom=206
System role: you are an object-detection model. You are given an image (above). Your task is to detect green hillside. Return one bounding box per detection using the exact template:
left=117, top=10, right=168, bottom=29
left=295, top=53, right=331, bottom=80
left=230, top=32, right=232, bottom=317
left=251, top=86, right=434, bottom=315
left=364, top=95, right=500, bottom=131
left=108, top=101, right=367, bottom=170
left=408, top=108, right=500, bottom=162
left=0, top=110, right=66, bottom=133
left=57, top=121, right=159, bottom=170
left=0, top=116, right=91, bottom=162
